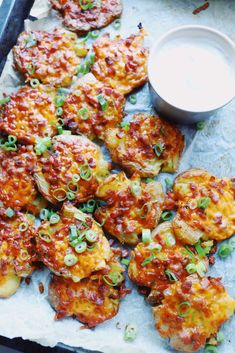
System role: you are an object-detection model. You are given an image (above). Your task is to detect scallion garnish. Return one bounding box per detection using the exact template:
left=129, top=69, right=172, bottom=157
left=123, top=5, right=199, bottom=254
left=75, top=241, right=87, bottom=253
left=145, top=178, right=154, bottom=184
left=85, top=230, right=98, bottom=243
left=34, top=137, right=52, bottom=155
left=55, top=95, right=65, bottom=107
left=20, top=249, right=29, bottom=261
left=165, top=269, right=178, bottom=282
left=52, top=188, right=67, bottom=202
left=217, top=331, right=224, bottom=343
left=64, top=254, right=78, bottom=266
left=66, top=191, right=76, bottom=200
left=165, top=233, right=176, bottom=247
left=89, top=30, right=99, bottom=39
left=121, top=258, right=130, bottom=266
left=196, top=261, right=206, bottom=277
left=79, top=0, right=94, bottom=10
left=197, top=197, right=211, bottom=210
left=0, top=97, right=10, bottom=105
left=141, top=252, right=155, bottom=267
left=57, top=126, right=63, bottom=134
left=119, top=121, right=130, bottom=130
left=40, top=208, right=49, bottom=221
left=142, top=229, right=151, bottom=243
left=69, top=225, right=77, bottom=241
left=61, top=130, right=71, bottom=135
left=26, top=62, right=36, bottom=75
left=204, top=346, right=218, bottom=353
left=177, top=301, right=191, bottom=317
left=25, top=34, right=37, bottom=48
left=130, top=180, right=141, bottom=197
left=196, top=121, right=206, bottom=130
left=113, top=19, right=121, bottom=30
left=195, top=240, right=210, bottom=257
left=153, top=142, right=164, bottom=157
left=160, top=211, right=174, bottom=222
left=78, top=107, right=90, bottom=120
left=88, top=52, right=95, bottom=65
left=186, top=263, right=197, bottom=274
left=128, top=94, right=137, bottom=105
left=19, top=222, right=29, bottom=232
left=4, top=207, right=15, bottom=218
left=56, top=107, right=63, bottom=116
left=76, top=62, right=90, bottom=75
left=49, top=213, right=60, bottom=224
left=80, top=163, right=92, bottom=181
left=97, top=94, right=108, bottom=110
left=218, top=243, right=232, bottom=258
left=30, top=78, right=40, bottom=88
left=38, top=230, right=52, bottom=243
left=103, top=272, right=123, bottom=286
left=124, top=324, right=138, bottom=342
left=165, top=177, right=173, bottom=190
left=67, top=181, right=79, bottom=193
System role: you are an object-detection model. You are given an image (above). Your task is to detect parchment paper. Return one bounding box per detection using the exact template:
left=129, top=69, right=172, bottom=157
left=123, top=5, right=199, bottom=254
left=0, top=1, right=235, bottom=353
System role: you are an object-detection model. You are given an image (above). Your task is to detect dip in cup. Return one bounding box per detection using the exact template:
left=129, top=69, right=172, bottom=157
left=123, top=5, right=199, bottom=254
left=148, top=25, right=235, bottom=124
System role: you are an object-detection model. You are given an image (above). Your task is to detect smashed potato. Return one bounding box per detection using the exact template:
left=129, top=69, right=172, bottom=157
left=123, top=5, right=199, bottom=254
left=105, top=114, right=184, bottom=177
left=62, top=74, right=125, bottom=140
left=0, top=212, right=37, bottom=298
left=34, top=134, right=109, bottom=205
left=128, top=222, right=208, bottom=305
left=94, top=172, right=164, bottom=245
left=0, top=86, right=58, bottom=144
left=172, top=169, right=235, bottom=244
left=50, top=0, right=122, bottom=34
left=13, top=29, right=80, bottom=87
left=91, top=28, right=148, bottom=95
left=37, top=204, right=111, bottom=282
left=153, top=275, right=235, bottom=352
left=49, top=255, right=126, bottom=327
left=0, top=145, right=45, bottom=215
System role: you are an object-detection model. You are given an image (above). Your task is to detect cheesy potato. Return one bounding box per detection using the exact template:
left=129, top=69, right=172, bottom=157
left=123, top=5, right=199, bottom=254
left=153, top=274, right=235, bottom=352
left=105, top=113, right=185, bottom=177
left=0, top=145, right=45, bottom=215
left=34, top=134, right=109, bottom=205
left=91, top=28, right=148, bottom=95
left=13, top=29, right=80, bottom=87
left=94, top=172, right=164, bottom=245
left=0, top=86, right=58, bottom=145
left=50, top=0, right=122, bottom=34
left=128, top=222, right=208, bottom=305
left=0, top=212, right=37, bottom=298
left=48, top=255, right=125, bottom=327
left=37, top=204, right=111, bottom=282
left=62, top=74, right=125, bottom=140
left=172, top=169, right=235, bottom=244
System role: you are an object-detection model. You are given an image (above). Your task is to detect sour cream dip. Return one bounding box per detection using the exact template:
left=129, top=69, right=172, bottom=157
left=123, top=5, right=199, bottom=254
left=148, top=26, right=235, bottom=123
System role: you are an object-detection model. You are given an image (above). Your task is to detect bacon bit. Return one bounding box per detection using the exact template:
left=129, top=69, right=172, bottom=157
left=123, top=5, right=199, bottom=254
left=193, top=2, right=210, bottom=15
left=138, top=286, right=151, bottom=296
left=38, top=282, right=44, bottom=294
left=181, top=280, right=192, bottom=293
left=119, top=284, right=132, bottom=298
left=25, top=277, right=31, bottom=285
left=190, top=183, right=197, bottom=191
left=209, top=256, right=215, bottom=265
left=112, top=247, right=122, bottom=256
left=121, top=248, right=129, bottom=258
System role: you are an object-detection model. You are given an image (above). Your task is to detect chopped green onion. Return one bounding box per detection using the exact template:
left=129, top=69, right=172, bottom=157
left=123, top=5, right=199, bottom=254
left=145, top=178, right=154, bottom=184
left=165, top=269, right=178, bottom=282
left=55, top=95, right=65, bottom=107
left=61, top=130, right=71, bottom=135
left=149, top=243, right=162, bottom=253
left=56, top=107, right=63, bottom=116
left=30, top=78, right=40, bottom=88
left=124, top=324, right=138, bottom=342
left=79, top=0, right=94, bottom=10
left=165, top=177, right=173, bottom=191
left=76, top=62, right=90, bottom=75
left=80, top=163, right=92, bottom=181
left=130, top=180, right=141, bottom=197
left=49, top=213, right=60, bottom=224
left=8, top=135, right=17, bottom=144
left=66, top=191, right=76, bottom=200
left=160, top=211, right=174, bottom=222
left=26, top=62, right=36, bottom=75
left=186, top=263, right=197, bottom=274
left=88, top=52, right=95, bottom=65
left=128, top=94, right=137, bottom=105
left=67, top=181, right=79, bottom=193
left=74, top=212, right=86, bottom=222
left=229, top=237, right=235, bottom=249
left=2, top=144, right=17, bottom=151
left=34, top=137, right=52, bottom=155
left=142, top=229, right=151, bottom=243
left=0, top=97, right=10, bottom=105
left=217, top=331, right=224, bottom=343
left=38, top=230, right=52, bottom=243
left=25, top=34, right=37, bottom=48
left=218, top=243, right=232, bottom=258
left=119, top=121, right=130, bottom=130
left=121, top=258, right=130, bottom=266
left=72, top=174, right=80, bottom=183
left=85, top=230, right=98, bottom=243
left=196, top=121, right=206, bottom=130
left=113, top=19, right=121, bottom=30
left=141, top=252, right=155, bottom=267
left=69, top=225, right=77, bottom=241
left=103, top=272, right=123, bottom=286
left=204, top=346, right=218, bottom=353
left=4, top=207, right=15, bottom=218
left=198, top=197, right=211, bottom=210
left=57, top=126, right=63, bottom=134
left=97, top=94, right=108, bottom=110
left=165, top=233, right=176, bottom=247
left=75, top=241, right=87, bottom=253
left=20, top=249, right=29, bottom=261
left=19, top=222, right=29, bottom=232
left=78, top=107, right=90, bottom=120
left=52, top=188, right=67, bottom=202
left=40, top=208, right=49, bottom=220
left=196, top=261, right=206, bottom=277
left=177, top=301, right=191, bottom=317
left=89, top=30, right=99, bottom=39
left=153, top=142, right=164, bottom=157
left=64, top=254, right=78, bottom=266
left=195, top=240, right=210, bottom=257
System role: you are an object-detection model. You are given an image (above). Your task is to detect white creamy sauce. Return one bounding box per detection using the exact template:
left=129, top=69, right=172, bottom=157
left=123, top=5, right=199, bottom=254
left=153, top=37, right=235, bottom=111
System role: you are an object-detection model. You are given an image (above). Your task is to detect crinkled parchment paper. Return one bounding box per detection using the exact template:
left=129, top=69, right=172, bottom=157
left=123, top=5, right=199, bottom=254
left=0, top=1, right=235, bottom=352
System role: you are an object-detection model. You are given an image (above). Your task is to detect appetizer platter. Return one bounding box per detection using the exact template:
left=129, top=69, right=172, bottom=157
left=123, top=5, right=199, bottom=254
left=0, top=1, right=235, bottom=353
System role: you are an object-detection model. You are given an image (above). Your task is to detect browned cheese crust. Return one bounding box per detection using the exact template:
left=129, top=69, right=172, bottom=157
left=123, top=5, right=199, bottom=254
left=91, top=28, right=148, bottom=95
left=48, top=256, right=126, bottom=327
left=37, top=204, right=111, bottom=282
left=13, top=29, right=80, bottom=87
left=50, top=0, right=122, bottom=34
left=0, top=212, right=37, bottom=298
left=171, top=168, right=235, bottom=244
left=0, top=86, right=58, bottom=144
left=94, top=172, right=164, bottom=245
left=153, top=275, right=235, bottom=352
left=62, top=74, right=125, bottom=140
left=34, top=134, right=109, bottom=205
left=128, top=222, right=208, bottom=305
left=105, top=113, right=185, bottom=177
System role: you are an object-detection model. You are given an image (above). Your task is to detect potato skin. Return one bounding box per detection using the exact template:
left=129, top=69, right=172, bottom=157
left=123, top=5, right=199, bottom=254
left=128, top=222, right=208, bottom=305
left=48, top=256, right=125, bottom=327
left=13, top=29, right=80, bottom=87
left=50, top=0, right=122, bottom=34
left=37, top=204, right=112, bottom=282
left=172, top=168, right=235, bottom=244
left=95, top=172, right=164, bottom=245
left=0, top=212, right=37, bottom=298
left=153, top=275, right=235, bottom=352
left=34, top=134, right=109, bottom=205
left=0, top=145, right=44, bottom=215
left=105, top=113, right=184, bottom=177
left=63, top=74, right=125, bottom=140
left=91, top=29, right=148, bottom=95
left=0, top=86, right=58, bottom=144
